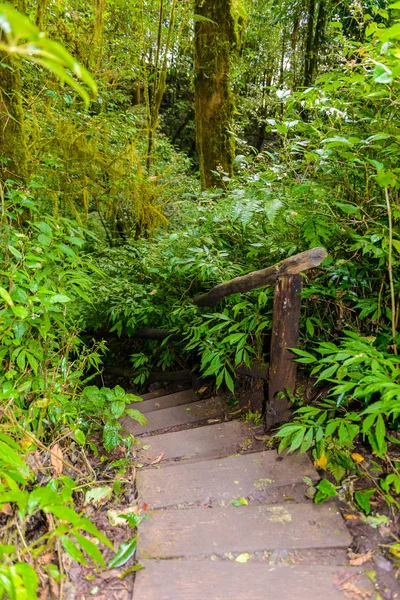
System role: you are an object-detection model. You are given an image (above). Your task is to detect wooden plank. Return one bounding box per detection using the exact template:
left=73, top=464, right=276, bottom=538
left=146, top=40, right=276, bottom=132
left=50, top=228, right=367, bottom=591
left=136, top=420, right=253, bottom=464
left=136, top=450, right=318, bottom=509
left=134, top=562, right=371, bottom=600
left=193, top=247, right=327, bottom=307
left=267, top=275, right=302, bottom=428
left=138, top=387, right=191, bottom=401
left=122, top=396, right=226, bottom=436
left=138, top=503, right=352, bottom=559
left=131, top=389, right=199, bottom=414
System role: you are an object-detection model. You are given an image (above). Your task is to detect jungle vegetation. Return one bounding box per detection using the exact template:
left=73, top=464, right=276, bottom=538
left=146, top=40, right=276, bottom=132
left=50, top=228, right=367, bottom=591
left=0, top=0, right=400, bottom=595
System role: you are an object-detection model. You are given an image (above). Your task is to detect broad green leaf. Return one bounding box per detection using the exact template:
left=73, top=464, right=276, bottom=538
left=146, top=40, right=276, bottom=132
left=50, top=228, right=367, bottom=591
left=354, top=489, right=375, bottom=515
left=124, top=409, right=147, bottom=426
left=0, top=286, right=14, bottom=306
left=108, top=536, right=137, bottom=568
left=0, top=4, right=97, bottom=105
left=74, top=533, right=105, bottom=567
left=61, top=535, right=88, bottom=565
left=14, top=563, right=39, bottom=597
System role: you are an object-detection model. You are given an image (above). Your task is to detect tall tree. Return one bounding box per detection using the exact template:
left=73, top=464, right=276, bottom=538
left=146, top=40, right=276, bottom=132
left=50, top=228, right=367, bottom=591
left=0, top=53, right=29, bottom=184
left=194, top=0, right=236, bottom=189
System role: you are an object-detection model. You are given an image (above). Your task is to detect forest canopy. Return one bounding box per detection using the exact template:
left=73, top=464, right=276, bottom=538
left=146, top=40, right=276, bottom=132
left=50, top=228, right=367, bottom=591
left=0, top=0, right=400, bottom=597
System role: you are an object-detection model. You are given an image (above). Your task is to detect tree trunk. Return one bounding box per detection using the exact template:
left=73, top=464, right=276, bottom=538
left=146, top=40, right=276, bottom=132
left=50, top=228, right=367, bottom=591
left=194, top=0, right=235, bottom=189
left=303, top=0, right=315, bottom=87
left=0, top=53, right=29, bottom=184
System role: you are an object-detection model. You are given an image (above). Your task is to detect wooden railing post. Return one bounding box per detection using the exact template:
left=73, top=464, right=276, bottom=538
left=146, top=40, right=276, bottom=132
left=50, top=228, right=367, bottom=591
left=266, top=274, right=302, bottom=429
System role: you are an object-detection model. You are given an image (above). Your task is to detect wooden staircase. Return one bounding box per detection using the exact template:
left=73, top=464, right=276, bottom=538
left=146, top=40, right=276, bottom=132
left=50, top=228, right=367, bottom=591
left=122, top=388, right=373, bottom=600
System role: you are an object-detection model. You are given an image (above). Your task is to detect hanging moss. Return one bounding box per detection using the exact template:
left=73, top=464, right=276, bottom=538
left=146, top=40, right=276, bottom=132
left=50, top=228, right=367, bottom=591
left=194, top=0, right=238, bottom=189
left=0, top=53, right=29, bottom=183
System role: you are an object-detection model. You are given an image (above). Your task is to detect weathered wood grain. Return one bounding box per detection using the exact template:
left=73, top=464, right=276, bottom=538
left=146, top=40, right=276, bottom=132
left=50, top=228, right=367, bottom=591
left=193, top=247, right=327, bottom=307
left=137, top=502, right=352, bottom=559
left=136, top=450, right=318, bottom=508
left=267, top=274, right=302, bottom=428
left=134, top=562, right=370, bottom=600
left=122, top=396, right=226, bottom=436
left=136, top=420, right=253, bottom=464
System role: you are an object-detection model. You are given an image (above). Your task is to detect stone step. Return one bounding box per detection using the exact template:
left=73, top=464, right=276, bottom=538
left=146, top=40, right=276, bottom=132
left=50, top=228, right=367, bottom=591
left=136, top=420, right=254, bottom=465
left=134, top=562, right=371, bottom=600
left=132, top=389, right=199, bottom=414
left=123, top=396, right=226, bottom=436
left=137, top=503, right=352, bottom=559
left=137, top=450, right=318, bottom=509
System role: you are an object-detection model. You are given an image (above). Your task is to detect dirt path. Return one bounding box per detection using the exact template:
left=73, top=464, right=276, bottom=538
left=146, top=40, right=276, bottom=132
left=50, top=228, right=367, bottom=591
left=123, top=389, right=374, bottom=600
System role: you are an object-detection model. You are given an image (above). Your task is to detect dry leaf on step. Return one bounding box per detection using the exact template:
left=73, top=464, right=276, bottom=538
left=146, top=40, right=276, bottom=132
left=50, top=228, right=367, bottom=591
left=348, top=550, right=373, bottom=566
left=50, top=443, right=63, bottom=476
left=149, top=452, right=164, bottom=465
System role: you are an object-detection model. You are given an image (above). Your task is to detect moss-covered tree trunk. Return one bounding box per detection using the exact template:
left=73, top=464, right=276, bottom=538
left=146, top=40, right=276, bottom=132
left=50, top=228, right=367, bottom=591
left=0, top=53, right=29, bottom=183
left=194, top=0, right=235, bottom=189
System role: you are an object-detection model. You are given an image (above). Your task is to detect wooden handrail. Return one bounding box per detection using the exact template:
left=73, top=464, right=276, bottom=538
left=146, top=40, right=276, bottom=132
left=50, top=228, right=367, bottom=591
left=108, top=247, right=327, bottom=429
left=193, top=247, right=327, bottom=307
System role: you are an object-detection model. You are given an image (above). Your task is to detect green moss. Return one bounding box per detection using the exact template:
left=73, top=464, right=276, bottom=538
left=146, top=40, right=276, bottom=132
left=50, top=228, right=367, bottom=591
left=194, top=0, right=236, bottom=189
left=0, top=54, right=29, bottom=183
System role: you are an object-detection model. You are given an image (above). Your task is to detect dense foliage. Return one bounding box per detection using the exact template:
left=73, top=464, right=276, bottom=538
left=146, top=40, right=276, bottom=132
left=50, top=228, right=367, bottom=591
left=1, top=0, right=400, bottom=596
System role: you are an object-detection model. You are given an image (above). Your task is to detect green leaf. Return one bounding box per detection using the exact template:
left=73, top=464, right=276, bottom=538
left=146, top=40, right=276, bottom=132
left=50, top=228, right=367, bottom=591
left=376, top=169, right=397, bottom=188
left=375, top=414, right=387, bottom=456
left=354, top=489, right=375, bottom=515
left=108, top=536, right=137, bottom=568
left=46, top=505, right=82, bottom=526
left=224, top=369, right=235, bottom=393
left=124, top=409, right=147, bottom=426
left=11, top=306, right=29, bottom=319
left=0, top=286, right=14, bottom=306
left=110, top=400, right=126, bottom=418
left=14, top=563, right=39, bottom=597
left=8, top=245, right=22, bottom=259
left=49, top=294, right=72, bottom=304
left=314, top=479, right=337, bottom=503
left=74, top=429, right=86, bottom=445
left=0, top=4, right=97, bottom=105
left=74, top=533, right=106, bottom=567
left=103, top=421, right=122, bottom=451
left=61, top=535, right=88, bottom=565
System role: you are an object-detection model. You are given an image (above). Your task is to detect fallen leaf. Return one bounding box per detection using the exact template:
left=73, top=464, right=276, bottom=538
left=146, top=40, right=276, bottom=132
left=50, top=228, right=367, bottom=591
left=334, top=574, right=372, bottom=600
left=107, top=505, right=140, bottom=526
left=348, top=550, right=373, bottom=566
left=149, top=452, right=164, bottom=465
left=138, top=501, right=149, bottom=511
left=84, top=486, right=113, bottom=506
left=0, top=502, right=12, bottom=515
left=235, top=553, right=251, bottom=563
left=345, top=514, right=359, bottom=520
left=198, top=386, right=208, bottom=393
left=314, top=454, right=328, bottom=470
left=50, top=443, right=63, bottom=476
left=351, top=453, right=365, bottom=463
left=38, top=552, right=54, bottom=565
left=150, top=289, right=157, bottom=295
left=254, top=434, right=272, bottom=442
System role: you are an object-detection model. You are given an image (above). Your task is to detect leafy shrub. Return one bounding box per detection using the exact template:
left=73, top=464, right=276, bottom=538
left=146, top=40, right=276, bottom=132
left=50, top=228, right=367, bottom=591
left=275, top=332, right=400, bottom=511
left=0, top=187, right=145, bottom=598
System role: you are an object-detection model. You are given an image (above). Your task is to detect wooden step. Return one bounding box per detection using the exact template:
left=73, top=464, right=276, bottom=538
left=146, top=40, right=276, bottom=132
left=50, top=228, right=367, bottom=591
left=139, top=387, right=192, bottom=401
left=131, top=389, right=199, bottom=414
left=123, top=396, right=226, bottom=436
left=135, top=420, right=254, bottom=465
left=137, top=450, right=318, bottom=509
left=137, top=503, right=352, bottom=559
left=134, top=562, right=371, bottom=600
